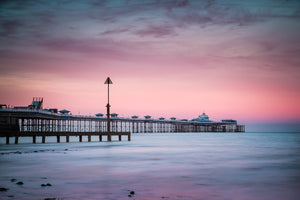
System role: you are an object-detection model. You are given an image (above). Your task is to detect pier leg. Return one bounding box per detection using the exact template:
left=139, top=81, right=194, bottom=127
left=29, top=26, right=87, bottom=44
left=128, top=133, right=131, bottom=141
left=88, top=135, right=91, bottom=142
left=79, top=135, right=82, bottom=142
left=99, top=135, right=102, bottom=142
left=107, top=134, right=111, bottom=142
left=42, top=136, right=45, bottom=143
left=57, top=136, right=60, bottom=143
left=15, top=136, right=18, bottom=144
left=33, top=136, right=36, bottom=144
left=66, top=135, right=69, bottom=143
left=6, top=136, right=9, bottom=144
left=119, top=135, right=121, bottom=141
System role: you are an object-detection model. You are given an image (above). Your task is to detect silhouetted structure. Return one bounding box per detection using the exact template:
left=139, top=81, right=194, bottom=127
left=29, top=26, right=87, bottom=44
left=0, top=108, right=244, bottom=144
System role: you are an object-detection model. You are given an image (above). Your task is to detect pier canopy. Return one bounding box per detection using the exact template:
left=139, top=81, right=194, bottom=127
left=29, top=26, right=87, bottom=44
left=95, top=113, right=104, bottom=117
left=159, top=117, right=165, bottom=120
left=59, top=109, right=70, bottom=115
left=131, top=115, right=139, bottom=119
left=222, top=119, right=237, bottom=123
left=111, top=113, right=118, bottom=118
left=144, top=115, right=152, bottom=119
left=170, top=117, right=176, bottom=120
left=0, top=104, right=7, bottom=109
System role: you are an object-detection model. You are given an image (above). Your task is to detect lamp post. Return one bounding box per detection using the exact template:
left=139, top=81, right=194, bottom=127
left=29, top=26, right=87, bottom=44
left=105, top=77, right=113, bottom=141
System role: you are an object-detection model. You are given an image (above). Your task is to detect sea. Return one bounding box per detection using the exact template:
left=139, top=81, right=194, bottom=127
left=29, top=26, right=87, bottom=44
left=0, top=124, right=300, bottom=200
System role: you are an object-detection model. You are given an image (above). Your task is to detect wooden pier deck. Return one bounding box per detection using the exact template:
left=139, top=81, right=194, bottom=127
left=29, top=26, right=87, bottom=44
left=0, top=109, right=245, bottom=144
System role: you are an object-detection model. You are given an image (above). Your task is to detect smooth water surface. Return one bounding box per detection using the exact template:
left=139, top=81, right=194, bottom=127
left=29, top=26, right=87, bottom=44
left=0, top=132, right=300, bottom=200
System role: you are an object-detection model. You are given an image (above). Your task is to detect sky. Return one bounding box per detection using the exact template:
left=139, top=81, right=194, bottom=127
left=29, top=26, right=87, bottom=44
left=0, top=0, right=299, bottom=123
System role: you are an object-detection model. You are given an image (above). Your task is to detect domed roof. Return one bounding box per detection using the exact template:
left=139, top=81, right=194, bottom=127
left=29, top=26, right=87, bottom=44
left=199, top=112, right=208, bottom=117
left=198, top=112, right=209, bottom=121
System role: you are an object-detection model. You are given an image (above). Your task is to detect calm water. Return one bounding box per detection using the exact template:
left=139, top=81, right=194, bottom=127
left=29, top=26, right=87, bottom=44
left=0, top=132, right=300, bottom=200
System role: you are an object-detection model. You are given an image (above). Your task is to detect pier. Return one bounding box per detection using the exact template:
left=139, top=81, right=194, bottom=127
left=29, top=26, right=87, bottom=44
left=0, top=77, right=245, bottom=144
left=0, top=109, right=244, bottom=144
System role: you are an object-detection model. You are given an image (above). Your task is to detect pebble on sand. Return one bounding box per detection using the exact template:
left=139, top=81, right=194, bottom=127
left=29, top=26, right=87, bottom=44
left=41, top=183, right=52, bottom=187
left=16, top=181, right=23, bottom=185
left=0, top=187, right=8, bottom=191
left=128, top=190, right=135, bottom=197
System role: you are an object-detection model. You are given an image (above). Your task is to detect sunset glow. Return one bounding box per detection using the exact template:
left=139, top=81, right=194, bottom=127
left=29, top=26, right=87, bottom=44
left=0, top=0, right=299, bottom=123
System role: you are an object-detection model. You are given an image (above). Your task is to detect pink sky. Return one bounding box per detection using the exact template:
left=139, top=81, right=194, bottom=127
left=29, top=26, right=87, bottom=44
left=0, top=0, right=299, bottom=123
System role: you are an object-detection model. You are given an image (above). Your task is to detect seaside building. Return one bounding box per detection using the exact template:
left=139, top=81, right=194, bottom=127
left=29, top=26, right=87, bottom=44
left=144, top=115, right=152, bottom=119
left=193, top=112, right=211, bottom=122
left=59, top=109, right=70, bottom=115
left=95, top=113, right=104, bottom=117
left=111, top=113, right=118, bottom=118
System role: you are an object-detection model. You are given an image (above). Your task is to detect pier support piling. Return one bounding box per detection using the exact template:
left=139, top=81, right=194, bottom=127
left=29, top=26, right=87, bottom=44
left=6, top=136, right=9, bottom=144
left=79, top=135, right=82, bottom=142
left=88, top=135, right=91, bottom=142
left=42, top=136, right=45, bottom=143
left=15, top=136, right=18, bottom=144
left=66, top=135, right=69, bottom=143
left=33, top=136, right=36, bottom=144
left=57, top=136, right=60, bottom=143
left=99, top=135, right=102, bottom=142
left=119, top=135, right=121, bottom=141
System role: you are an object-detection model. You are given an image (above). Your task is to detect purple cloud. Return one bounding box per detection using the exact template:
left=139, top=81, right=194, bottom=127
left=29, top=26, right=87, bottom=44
left=135, top=24, right=177, bottom=37
left=100, top=28, right=131, bottom=35
left=0, top=19, right=23, bottom=37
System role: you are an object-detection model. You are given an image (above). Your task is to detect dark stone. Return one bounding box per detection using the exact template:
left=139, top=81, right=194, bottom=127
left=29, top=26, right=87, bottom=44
left=41, top=177, right=47, bottom=179
left=16, top=181, right=23, bottom=185
left=8, top=195, right=14, bottom=197
left=44, top=198, right=56, bottom=200
left=41, top=184, right=46, bottom=187
left=46, top=183, right=52, bottom=186
left=34, top=151, right=38, bottom=153
left=130, top=191, right=135, bottom=195
left=0, top=187, right=8, bottom=191
left=128, top=195, right=132, bottom=197
left=10, top=178, right=16, bottom=182
left=64, top=149, right=68, bottom=151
